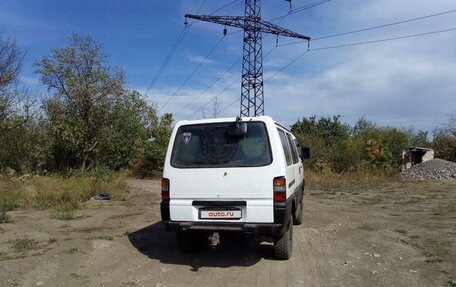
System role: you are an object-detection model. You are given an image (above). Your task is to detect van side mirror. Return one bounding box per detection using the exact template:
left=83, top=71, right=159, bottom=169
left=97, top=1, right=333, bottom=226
left=301, top=147, right=310, bottom=159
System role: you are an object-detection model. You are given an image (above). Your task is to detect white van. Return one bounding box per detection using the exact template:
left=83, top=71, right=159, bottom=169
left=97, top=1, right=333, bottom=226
left=160, top=116, right=309, bottom=259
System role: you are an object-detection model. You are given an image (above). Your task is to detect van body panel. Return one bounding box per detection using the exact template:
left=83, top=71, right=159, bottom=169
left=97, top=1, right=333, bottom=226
left=275, top=127, right=304, bottom=201
left=166, top=159, right=282, bottom=223
left=170, top=200, right=273, bottom=223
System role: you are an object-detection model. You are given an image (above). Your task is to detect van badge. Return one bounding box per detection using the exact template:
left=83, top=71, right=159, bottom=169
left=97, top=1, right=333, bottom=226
left=183, top=132, right=192, bottom=144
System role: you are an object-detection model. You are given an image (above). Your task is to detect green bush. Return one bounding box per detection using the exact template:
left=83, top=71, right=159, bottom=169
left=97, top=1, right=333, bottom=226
left=52, top=203, right=76, bottom=220
left=433, top=133, right=456, bottom=162
left=292, top=116, right=414, bottom=174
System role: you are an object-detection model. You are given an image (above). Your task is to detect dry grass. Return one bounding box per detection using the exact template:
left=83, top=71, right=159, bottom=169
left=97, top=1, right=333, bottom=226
left=358, top=222, right=382, bottom=231
left=0, top=174, right=128, bottom=213
left=433, top=202, right=456, bottom=216
left=0, top=251, right=25, bottom=261
left=72, top=226, right=105, bottom=233
left=305, top=170, right=398, bottom=191
left=86, top=234, right=114, bottom=241
left=418, top=238, right=453, bottom=263
left=51, top=203, right=76, bottom=220
left=11, top=237, right=38, bottom=251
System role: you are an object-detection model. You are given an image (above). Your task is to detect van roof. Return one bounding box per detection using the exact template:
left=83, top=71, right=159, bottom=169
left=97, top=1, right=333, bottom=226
left=175, top=115, right=275, bottom=126
left=274, top=121, right=293, bottom=134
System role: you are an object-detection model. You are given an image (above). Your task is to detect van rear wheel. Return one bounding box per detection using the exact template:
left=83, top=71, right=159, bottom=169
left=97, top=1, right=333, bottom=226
left=294, top=199, right=303, bottom=225
left=274, top=220, right=293, bottom=260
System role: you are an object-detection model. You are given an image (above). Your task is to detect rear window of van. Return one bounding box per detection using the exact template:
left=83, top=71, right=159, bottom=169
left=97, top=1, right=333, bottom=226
left=171, top=122, right=272, bottom=168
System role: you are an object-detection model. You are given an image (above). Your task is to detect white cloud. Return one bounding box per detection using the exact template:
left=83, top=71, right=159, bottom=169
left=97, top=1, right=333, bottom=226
left=185, top=54, right=217, bottom=65
left=20, top=76, right=40, bottom=86
left=134, top=70, right=241, bottom=122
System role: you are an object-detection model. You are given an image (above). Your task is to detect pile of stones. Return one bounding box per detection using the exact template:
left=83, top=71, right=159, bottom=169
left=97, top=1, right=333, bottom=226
left=401, top=158, right=456, bottom=181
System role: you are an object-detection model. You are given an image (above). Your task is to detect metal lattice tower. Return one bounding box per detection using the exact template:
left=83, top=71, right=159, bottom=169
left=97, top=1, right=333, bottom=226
left=186, top=0, right=310, bottom=117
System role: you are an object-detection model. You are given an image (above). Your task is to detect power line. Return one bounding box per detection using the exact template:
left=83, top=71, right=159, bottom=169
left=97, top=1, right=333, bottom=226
left=187, top=46, right=278, bottom=119
left=200, top=8, right=456, bottom=94
left=165, top=5, right=456, bottom=119
left=196, top=0, right=207, bottom=14
left=144, top=0, right=207, bottom=97
left=208, top=0, right=240, bottom=15
left=176, top=25, right=285, bottom=118
left=178, top=18, right=292, bottom=116
left=144, top=0, right=239, bottom=97
left=280, top=8, right=456, bottom=47
left=217, top=97, right=240, bottom=115
left=276, top=27, right=456, bottom=74
left=186, top=1, right=311, bottom=117
left=174, top=0, right=326, bottom=116
left=216, top=26, right=456, bottom=117
left=158, top=35, right=226, bottom=112
left=313, top=9, right=456, bottom=41
left=217, top=50, right=310, bottom=116
left=178, top=4, right=308, bottom=118
left=144, top=27, right=187, bottom=97
left=264, top=50, right=310, bottom=82
left=186, top=74, right=242, bottom=120
left=310, top=27, right=456, bottom=50
left=270, top=0, right=333, bottom=22
left=175, top=57, right=242, bottom=117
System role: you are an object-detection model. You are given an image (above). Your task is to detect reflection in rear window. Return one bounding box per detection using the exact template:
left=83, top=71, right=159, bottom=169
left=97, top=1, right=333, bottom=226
left=171, top=122, right=272, bottom=168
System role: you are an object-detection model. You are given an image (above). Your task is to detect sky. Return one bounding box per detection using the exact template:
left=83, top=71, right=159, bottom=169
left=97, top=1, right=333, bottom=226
left=1, top=0, right=456, bottom=133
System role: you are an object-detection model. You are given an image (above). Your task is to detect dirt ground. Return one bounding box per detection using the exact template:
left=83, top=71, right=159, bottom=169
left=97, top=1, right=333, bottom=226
left=0, top=178, right=455, bottom=287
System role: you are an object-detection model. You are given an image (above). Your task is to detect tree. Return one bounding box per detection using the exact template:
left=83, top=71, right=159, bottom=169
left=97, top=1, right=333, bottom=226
left=97, top=90, right=155, bottom=170
left=410, top=130, right=430, bottom=148
left=433, top=113, right=456, bottom=162
left=0, top=113, right=52, bottom=173
left=352, top=116, right=376, bottom=137
left=433, top=132, right=456, bottom=162
left=130, top=112, right=174, bottom=177
left=0, top=35, right=24, bottom=122
left=291, top=115, right=350, bottom=172
left=35, top=34, right=127, bottom=170
left=0, top=35, right=39, bottom=173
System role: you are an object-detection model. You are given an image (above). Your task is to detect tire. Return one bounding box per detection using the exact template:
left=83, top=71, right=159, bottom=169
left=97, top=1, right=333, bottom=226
left=274, top=219, right=293, bottom=260
left=176, top=231, right=205, bottom=253
left=293, top=199, right=303, bottom=225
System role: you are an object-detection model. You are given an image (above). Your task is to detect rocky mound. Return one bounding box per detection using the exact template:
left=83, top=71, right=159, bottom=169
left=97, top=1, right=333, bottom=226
left=401, top=158, right=456, bottom=181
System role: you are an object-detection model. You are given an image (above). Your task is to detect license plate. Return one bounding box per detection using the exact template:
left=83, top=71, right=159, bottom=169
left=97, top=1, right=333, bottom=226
left=199, top=209, right=242, bottom=220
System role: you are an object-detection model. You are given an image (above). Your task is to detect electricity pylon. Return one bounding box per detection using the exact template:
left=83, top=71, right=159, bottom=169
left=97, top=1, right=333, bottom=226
left=186, top=0, right=310, bottom=117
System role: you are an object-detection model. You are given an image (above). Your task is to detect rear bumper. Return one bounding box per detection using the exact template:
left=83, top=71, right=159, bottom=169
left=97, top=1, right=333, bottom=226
left=162, top=221, right=286, bottom=236
left=160, top=197, right=293, bottom=237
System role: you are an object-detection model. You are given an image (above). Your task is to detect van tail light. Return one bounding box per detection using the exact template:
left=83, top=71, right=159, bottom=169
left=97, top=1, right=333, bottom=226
left=273, top=177, right=286, bottom=202
left=161, top=178, right=170, bottom=201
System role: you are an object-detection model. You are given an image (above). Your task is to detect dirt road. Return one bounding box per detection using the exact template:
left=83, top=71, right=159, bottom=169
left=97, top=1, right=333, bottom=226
left=1, top=179, right=455, bottom=286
